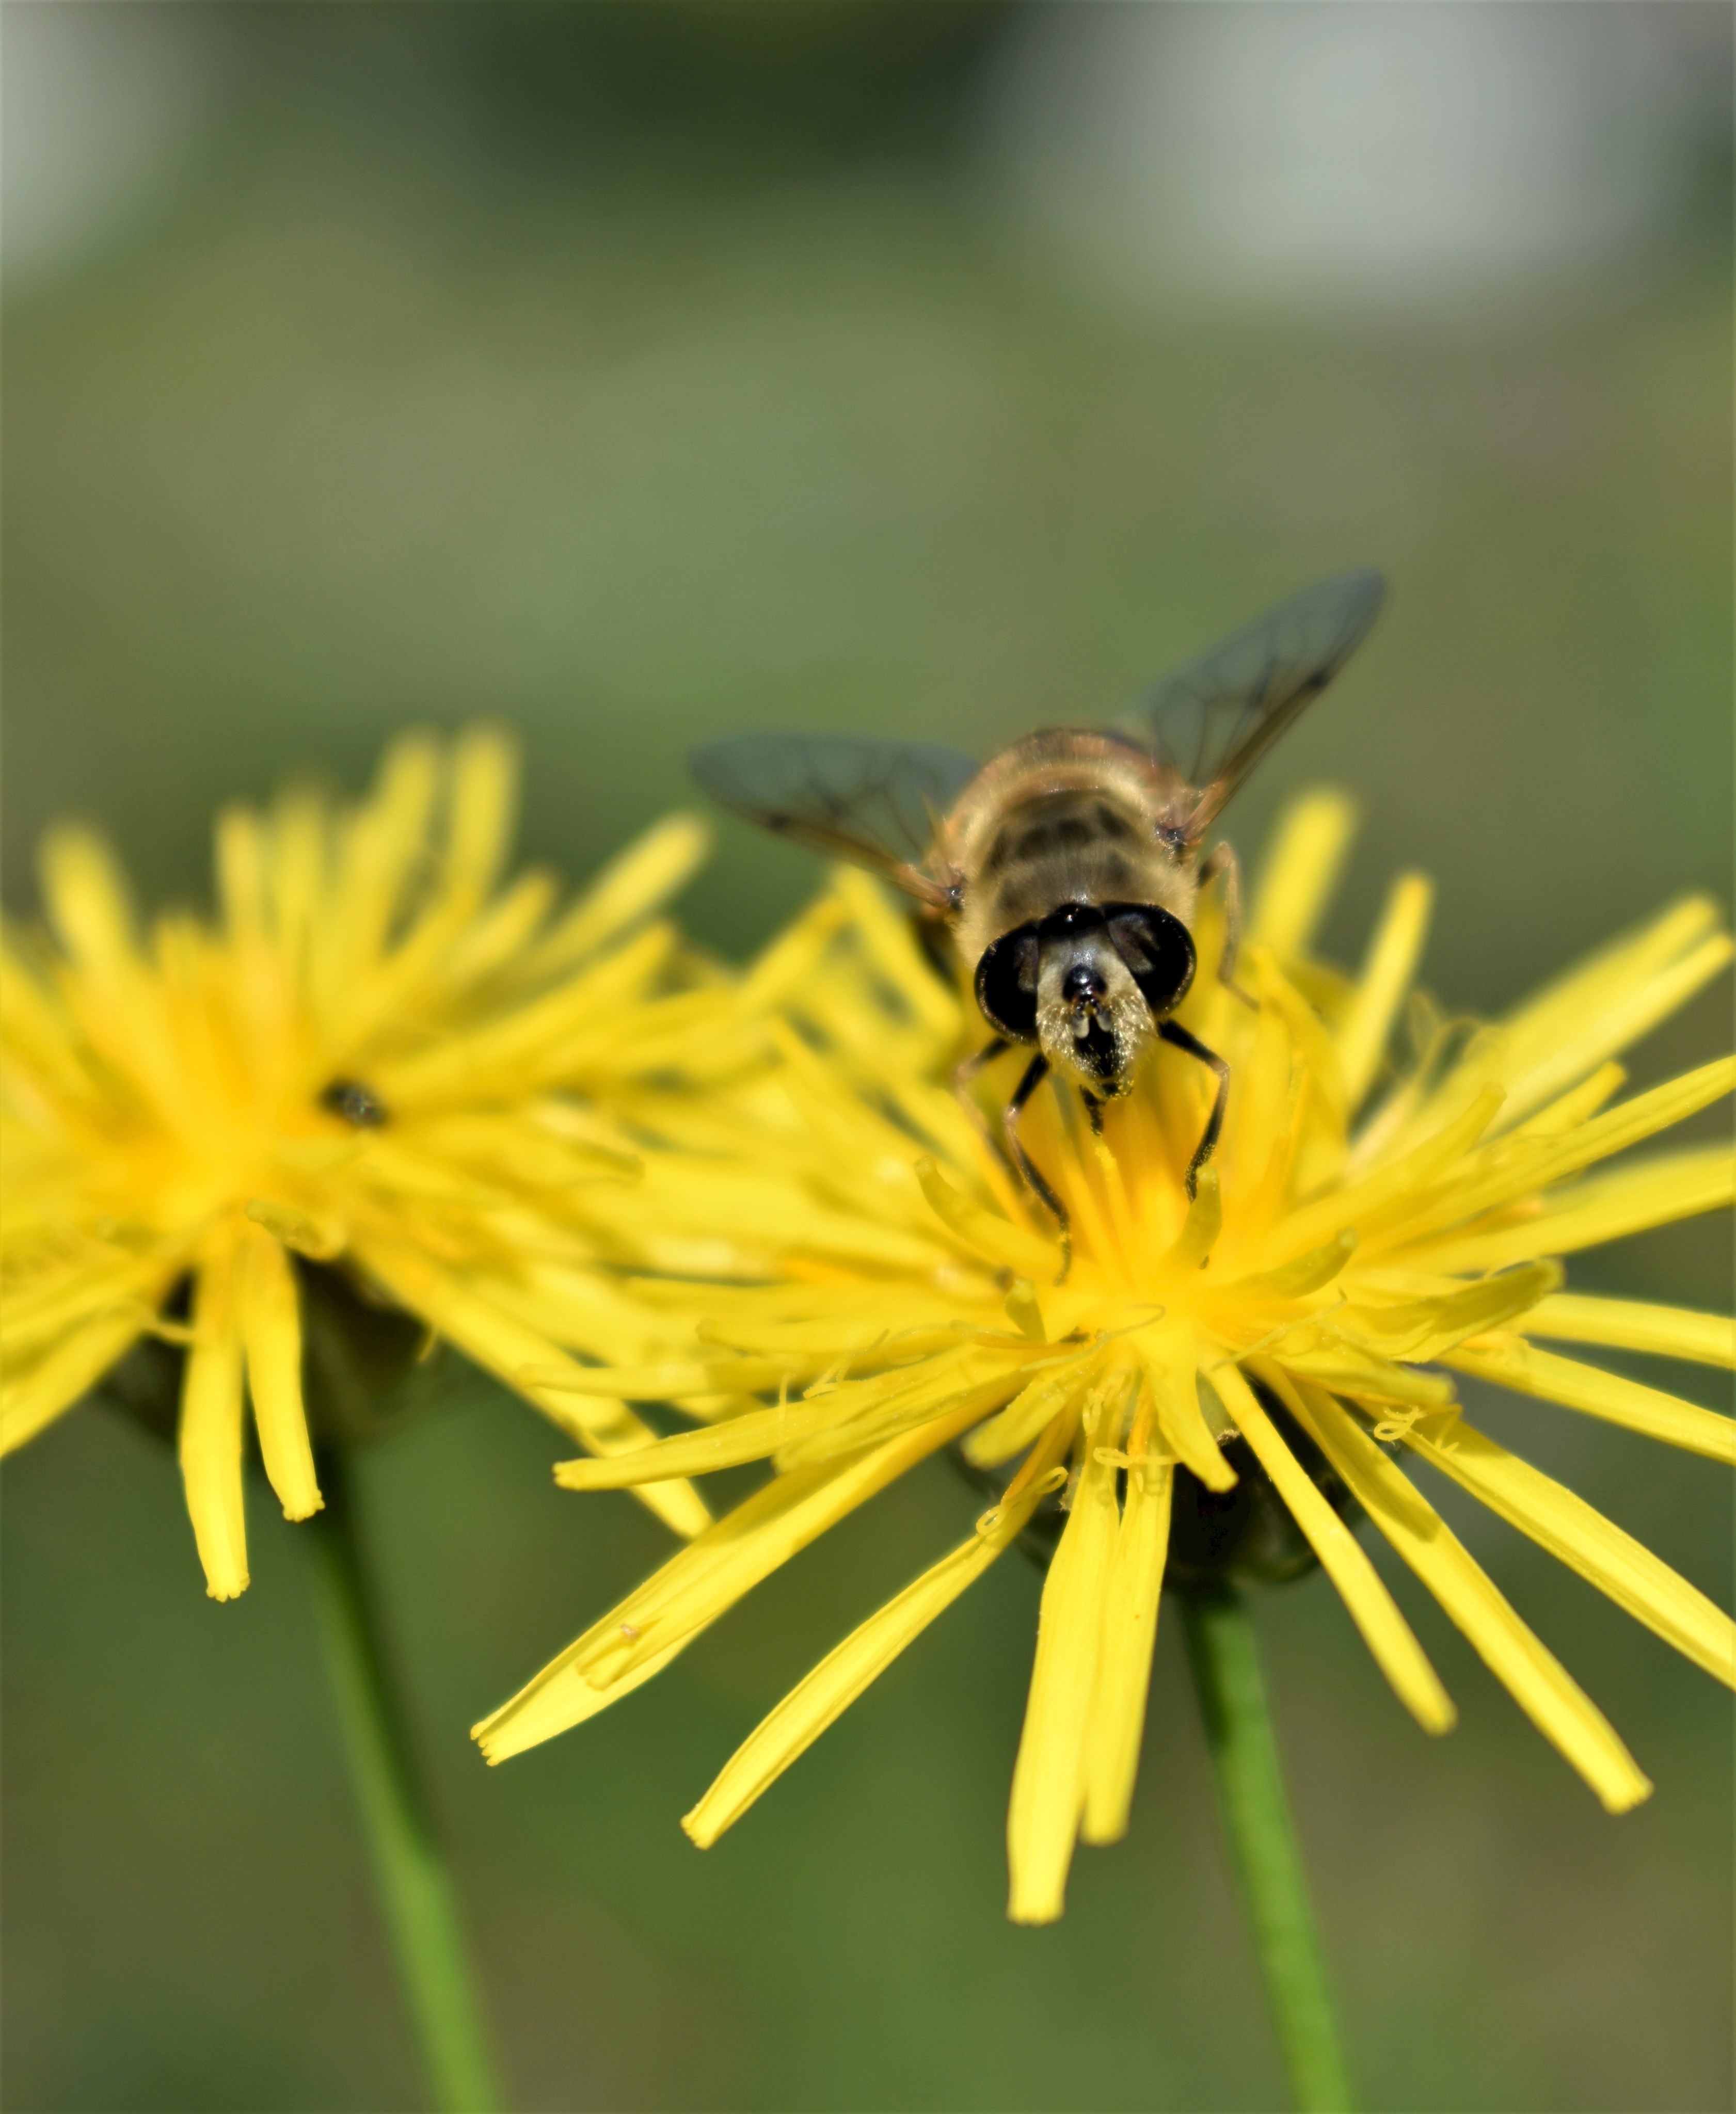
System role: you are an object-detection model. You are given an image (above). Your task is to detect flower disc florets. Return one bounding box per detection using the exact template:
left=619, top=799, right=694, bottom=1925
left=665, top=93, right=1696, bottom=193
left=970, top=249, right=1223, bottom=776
left=480, top=792, right=1735, bottom=1923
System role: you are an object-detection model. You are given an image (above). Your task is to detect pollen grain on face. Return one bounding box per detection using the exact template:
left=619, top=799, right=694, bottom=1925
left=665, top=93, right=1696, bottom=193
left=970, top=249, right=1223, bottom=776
left=476, top=790, right=1736, bottom=1924
left=1, top=726, right=740, bottom=1595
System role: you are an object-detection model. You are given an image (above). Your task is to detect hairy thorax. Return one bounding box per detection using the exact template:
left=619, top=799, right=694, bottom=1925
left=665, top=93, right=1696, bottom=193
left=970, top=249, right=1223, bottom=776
left=940, top=731, right=1197, bottom=968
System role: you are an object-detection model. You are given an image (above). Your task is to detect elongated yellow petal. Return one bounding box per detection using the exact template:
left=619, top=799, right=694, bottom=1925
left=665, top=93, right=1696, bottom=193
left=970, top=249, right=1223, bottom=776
left=1246, top=789, right=1358, bottom=960
left=915, top=1158, right=1059, bottom=1280
left=1, top=1308, right=147, bottom=1454
left=1140, top=1330, right=1237, bottom=1492
left=832, top=866, right=962, bottom=1045
left=476, top=1398, right=986, bottom=1761
left=1337, top=874, right=1432, bottom=1111
left=1415, top=1145, right=1735, bottom=1273
left=1389, top=1060, right=1736, bottom=1251
left=1511, top=1062, right=1626, bottom=1139
left=1007, top=1424, right=1121, bottom=1924
left=1444, top=1339, right=1736, bottom=1462
left=523, top=813, right=711, bottom=976
left=352, top=1232, right=711, bottom=1538
left=1251, top=1084, right=1506, bottom=1271
left=1403, top=1416, right=1734, bottom=1687
left=179, top=1238, right=250, bottom=1601
left=1080, top=1455, right=1173, bottom=1846
left=685, top=1419, right=1075, bottom=1850
left=1221, top=1363, right=1454, bottom=1732
left=238, top=1227, right=321, bottom=1521
left=1286, top=1382, right=1650, bottom=1812
left=445, top=723, right=518, bottom=904
left=1521, top=1295, right=1736, bottom=1370
left=1492, top=931, right=1732, bottom=1130
left=1398, top=897, right=1728, bottom=1144
left=962, top=1353, right=1098, bottom=1468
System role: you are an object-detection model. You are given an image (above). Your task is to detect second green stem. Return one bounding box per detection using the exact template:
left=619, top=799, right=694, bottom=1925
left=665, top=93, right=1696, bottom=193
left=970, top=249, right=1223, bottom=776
left=306, top=1449, right=503, bottom=2114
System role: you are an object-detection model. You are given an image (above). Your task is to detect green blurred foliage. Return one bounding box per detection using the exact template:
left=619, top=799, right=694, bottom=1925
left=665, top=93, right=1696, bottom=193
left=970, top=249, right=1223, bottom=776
left=4, top=9, right=1730, bottom=2111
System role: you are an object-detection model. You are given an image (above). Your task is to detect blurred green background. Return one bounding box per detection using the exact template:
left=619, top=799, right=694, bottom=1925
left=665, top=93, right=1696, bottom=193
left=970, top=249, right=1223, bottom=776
left=3, top=6, right=1731, bottom=2110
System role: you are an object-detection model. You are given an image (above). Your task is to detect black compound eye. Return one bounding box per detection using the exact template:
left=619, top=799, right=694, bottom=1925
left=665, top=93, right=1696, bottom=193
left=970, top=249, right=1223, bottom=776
left=974, top=925, right=1042, bottom=1039
left=1105, top=904, right=1196, bottom=1016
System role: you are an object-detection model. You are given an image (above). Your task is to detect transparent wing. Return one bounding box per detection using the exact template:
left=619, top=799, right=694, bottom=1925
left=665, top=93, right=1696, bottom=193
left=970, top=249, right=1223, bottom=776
left=1126, top=568, right=1388, bottom=839
left=690, top=733, right=979, bottom=898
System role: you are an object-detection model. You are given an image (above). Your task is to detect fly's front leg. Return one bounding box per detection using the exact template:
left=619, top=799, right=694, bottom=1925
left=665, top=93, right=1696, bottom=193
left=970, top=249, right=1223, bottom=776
left=954, top=1036, right=1009, bottom=1095
left=1197, top=841, right=1256, bottom=1008
left=1159, top=1019, right=1230, bottom=1199
left=953, top=1036, right=1012, bottom=1171
left=1006, top=1052, right=1071, bottom=1282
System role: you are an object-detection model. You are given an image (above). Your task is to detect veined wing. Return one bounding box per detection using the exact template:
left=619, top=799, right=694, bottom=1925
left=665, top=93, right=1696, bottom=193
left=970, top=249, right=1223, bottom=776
left=690, top=733, right=979, bottom=903
left=1126, top=568, right=1388, bottom=842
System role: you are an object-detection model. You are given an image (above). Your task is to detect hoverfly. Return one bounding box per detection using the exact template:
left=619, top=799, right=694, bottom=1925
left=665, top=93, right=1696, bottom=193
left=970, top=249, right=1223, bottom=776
left=693, top=569, right=1387, bottom=1255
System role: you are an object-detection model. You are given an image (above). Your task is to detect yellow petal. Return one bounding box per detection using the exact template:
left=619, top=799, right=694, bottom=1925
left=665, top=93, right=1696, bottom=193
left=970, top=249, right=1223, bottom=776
left=351, top=1233, right=711, bottom=1538
left=1079, top=1454, right=1173, bottom=1846
left=1286, top=1382, right=1650, bottom=1812
left=1444, top=1338, right=1736, bottom=1462
left=522, top=813, right=712, bottom=976
left=1403, top=1416, right=1734, bottom=1687
left=684, top=1418, right=1075, bottom=1849
left=1006, top=1428, right=1120, bottom=1923
left=1220, top=1363, right=1454, bottom=1733
left=1138, top=1328, right=1237, bottom=1493
left=915, top=1158, right=1059, bottom=1281
left=963, top=1353, right=1098, bottom=1468
left=40, top=824, right=140, bottom=976
left=1343, top=1260, right=1562, bottom=1362
left=1252, top=1083, right=1506, bottom=1272
left=1337, top=874, right=1433, bottom=1111
left=475, top=1400, right=986, bottom=1762
left=238, top=1227, right=321, bottom=1521
left=1246, top=789, right=1359, bottom=960
left=832, top=866, right=962, bottom=1046
left=1395, top=1059, right=1736, bottom=1249
left=1, top=1308, right=147, bottom=1454
left=1492, top=930, right=1732, bottom=1130
left=1415, top=1145, right=1735, bottom=1273
left=1521, top=1294, right=1736, bottom=1370
left=1401, top=896, right=1729, bottom=1142
left=445, top=723, right=518, bottom=904
left=179, top=1238, right=250, bottom=1601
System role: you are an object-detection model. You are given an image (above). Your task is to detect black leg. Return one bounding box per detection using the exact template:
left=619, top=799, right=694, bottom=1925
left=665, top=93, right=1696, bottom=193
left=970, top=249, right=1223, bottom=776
left=1080, top=1088, right=1105, bottom=1138
left=1005, top=1052, right=1071, bottom=1280
left=1160, top=1019, right=1231, bottom=1198
left=1197, top=841, right=1256, bottom=1010
left=953, top=1036, right=1014, bottom=1174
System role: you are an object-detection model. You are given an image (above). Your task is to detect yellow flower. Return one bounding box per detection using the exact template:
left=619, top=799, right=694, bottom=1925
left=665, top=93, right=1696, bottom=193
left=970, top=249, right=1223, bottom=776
left=2, top=725, right=725, bottom=1598
left=476, top=792, right=1736, bottom=1923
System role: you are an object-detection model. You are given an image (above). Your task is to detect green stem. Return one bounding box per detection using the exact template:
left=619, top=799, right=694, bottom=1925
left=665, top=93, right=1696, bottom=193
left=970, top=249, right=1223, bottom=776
left=305, top=1451, right=504, bottom=2114
left=1180, top=1583, right=1353, bottom=2114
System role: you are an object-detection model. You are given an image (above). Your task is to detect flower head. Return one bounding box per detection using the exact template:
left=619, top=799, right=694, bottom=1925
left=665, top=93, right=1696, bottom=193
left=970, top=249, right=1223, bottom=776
left=2, top=726, right=726, bottom=1596
left=477, top=792, right=1736, bottom=1922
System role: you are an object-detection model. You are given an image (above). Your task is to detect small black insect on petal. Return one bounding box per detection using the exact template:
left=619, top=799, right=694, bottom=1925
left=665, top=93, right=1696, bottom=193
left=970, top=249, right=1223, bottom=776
left=320, top=1079, right=388, bottom=1128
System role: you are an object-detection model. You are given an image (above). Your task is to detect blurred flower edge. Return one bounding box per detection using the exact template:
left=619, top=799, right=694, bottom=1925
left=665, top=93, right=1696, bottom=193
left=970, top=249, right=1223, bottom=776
left=1, top=724, right=744, bottom=1596
left=470, top=788, right=1736, bottom=1924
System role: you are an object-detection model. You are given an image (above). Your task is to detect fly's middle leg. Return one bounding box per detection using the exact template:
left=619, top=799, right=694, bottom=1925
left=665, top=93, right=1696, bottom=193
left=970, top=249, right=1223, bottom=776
left=1005, top=1052, right=1071, bottom=1282
left=1159, top=1018, right=1231, bottom=1199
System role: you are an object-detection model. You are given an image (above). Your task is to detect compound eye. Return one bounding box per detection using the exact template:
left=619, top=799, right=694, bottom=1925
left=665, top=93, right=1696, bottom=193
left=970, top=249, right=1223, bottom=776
left=1105, top=905, right=1196, bottom=1016
left=974, top=925, right=1042, bottom=1039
